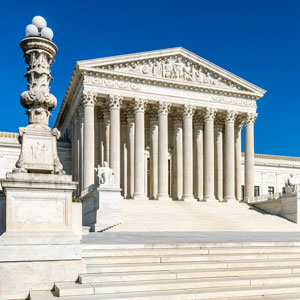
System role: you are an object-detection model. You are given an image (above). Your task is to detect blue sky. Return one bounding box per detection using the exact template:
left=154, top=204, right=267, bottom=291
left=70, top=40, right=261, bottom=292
left=0, top=0, right=299, bottom=156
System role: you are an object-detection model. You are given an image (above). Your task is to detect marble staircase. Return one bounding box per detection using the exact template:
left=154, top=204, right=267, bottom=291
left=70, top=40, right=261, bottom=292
left=30, top=241, right=300, bottom=299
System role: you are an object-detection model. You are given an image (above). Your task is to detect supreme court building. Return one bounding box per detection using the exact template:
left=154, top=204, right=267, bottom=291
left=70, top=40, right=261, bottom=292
left=54, top=47, right=266, bottom=203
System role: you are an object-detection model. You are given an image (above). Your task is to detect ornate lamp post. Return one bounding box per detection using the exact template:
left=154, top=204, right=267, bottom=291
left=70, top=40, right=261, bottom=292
left=15, top=16, right=64, bottom=174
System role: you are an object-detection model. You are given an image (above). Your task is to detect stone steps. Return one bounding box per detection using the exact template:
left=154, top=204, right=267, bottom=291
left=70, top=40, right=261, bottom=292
left=83, top=253, right=300, bottom=264
left=78, top=266, right=300, bottom=284
left=82, top=246, right=300, bottom=257
left=31, top=284, right=300, bottom=299
left=30, top=242, right=300, bottom=299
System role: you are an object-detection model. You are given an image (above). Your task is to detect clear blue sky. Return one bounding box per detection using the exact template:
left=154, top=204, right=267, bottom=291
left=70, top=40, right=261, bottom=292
left=0, top=0, right=299, bottom=156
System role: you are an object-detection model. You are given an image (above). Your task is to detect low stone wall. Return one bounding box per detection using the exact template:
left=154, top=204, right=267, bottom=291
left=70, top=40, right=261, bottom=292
left=253, top=194, right=300, bottom=224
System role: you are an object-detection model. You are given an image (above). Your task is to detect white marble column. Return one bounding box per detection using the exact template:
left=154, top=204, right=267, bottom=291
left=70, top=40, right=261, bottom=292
left=71, top=116, right=76, bottom=180
left=82, top=91, right=97, bottom=190
left=172, top=110, right=183, bottom=200
left=235, top=117, right=243, bottom=201
left=103, top=109, right=110, bottom=165
left=127, top=112, right=135, bottom=199
left=203, top=107, right=217, bottom=201
left=182, top=104, right=195, bottom=201
left=95, top=108, right=101, bottom=168
left=194, top=113, right=204, bottom=201
left=79, top=106, right=84, bottom=193
left=244, top=112, right=257, bottom=202
left=99, top=111, right=105, bottom=167
left=149, top=110, right=159, bottom=200
left=74, top=107, right=81, bottom=196
left=120, top=110, right=128, bottom=198
left=133, top=98, right=148, bottom=200
left=224, top=110, right=237, bottom=202
left=214, top=118, right=223, bottom=202
left=157, top=101, right=171, bottom=200
left=109, top=95, right=123, bottom=188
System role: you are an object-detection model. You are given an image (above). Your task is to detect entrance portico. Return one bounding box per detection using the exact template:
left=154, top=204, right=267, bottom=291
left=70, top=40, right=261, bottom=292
left=55, top=48, right=265, bottom=202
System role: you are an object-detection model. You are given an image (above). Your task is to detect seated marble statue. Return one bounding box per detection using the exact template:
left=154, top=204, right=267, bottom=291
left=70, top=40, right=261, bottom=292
left=95, top=161, right=115, bottom=187
left=285, top=174, right=298, bottom=194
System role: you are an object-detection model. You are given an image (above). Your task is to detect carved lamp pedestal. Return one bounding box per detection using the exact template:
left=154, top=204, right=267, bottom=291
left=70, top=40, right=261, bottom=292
left=0, top=19, right=85, bottom=300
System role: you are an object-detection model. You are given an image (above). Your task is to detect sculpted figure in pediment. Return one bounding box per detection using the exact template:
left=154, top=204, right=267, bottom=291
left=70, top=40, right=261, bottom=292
left=172, top=57, right=185, bottom=79
left=152, top=61, right=163, bottom=77
left=163, top=58, right=173, bottom=79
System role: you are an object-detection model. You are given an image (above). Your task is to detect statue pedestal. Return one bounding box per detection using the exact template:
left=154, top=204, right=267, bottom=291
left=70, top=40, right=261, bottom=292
left=81, top=185, right=122, bottom=232
left=0, top=172, right=85, bottom=299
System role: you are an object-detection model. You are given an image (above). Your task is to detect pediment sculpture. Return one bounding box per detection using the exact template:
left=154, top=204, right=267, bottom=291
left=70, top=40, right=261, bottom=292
left=99, top=55, right=248, bottom=91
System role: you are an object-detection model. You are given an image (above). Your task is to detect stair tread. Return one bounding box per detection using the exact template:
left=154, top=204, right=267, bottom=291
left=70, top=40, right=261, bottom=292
left=80, top=265, right=297, bottom=277
left=33, top=284, right=300, bottom=299
left=57, top=273, right=300, bottom=289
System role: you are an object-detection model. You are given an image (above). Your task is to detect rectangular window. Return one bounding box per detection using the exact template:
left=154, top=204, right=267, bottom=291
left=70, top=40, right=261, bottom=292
left=241, top=185, right=244, bottom=200
left=254, top=186, right=260, bottom=197
left=282, top=187, right=286, bottom=194
left=268, top=186, right=274, bottom=194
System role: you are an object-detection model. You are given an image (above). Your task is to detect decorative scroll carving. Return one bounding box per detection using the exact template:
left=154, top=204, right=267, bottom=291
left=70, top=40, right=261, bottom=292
left=20, top=38, right=58, bottom=126
left=82, top=91, right=97, bottom=106
left=109, top=94, right=123, bottom=110
left=203, top=107, right=217, bottom=121
left=133, top=98, right=148, bottom=113
left=224, top=110, right=238, bottom=123
left=183, top=104, right=195, bottom=118
left=244, top=112, right=257, bottom=125
left=100, top=55, right=247, bottom=91
left=158, top=101, right=171, bottom=115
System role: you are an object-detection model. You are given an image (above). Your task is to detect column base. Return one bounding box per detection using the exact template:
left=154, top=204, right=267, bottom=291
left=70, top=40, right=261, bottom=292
left=181, top=194, right=196, bottom=201
left=224, top=196, right=237, bottom=202
left=156, top=194, right=172, bottom=201
left=203, top=195, right=217, bottom=202
left=133, top=193, right=148, bottom=200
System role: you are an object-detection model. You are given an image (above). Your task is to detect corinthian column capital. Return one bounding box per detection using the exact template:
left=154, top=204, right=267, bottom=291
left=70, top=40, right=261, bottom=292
left=244, top=112, right=258, bottom=125
left=183, top=104, right=196, bottom=118
left=158, top=101, right=171, bottom=115
left=108, top=94, right=123, bottom=110
left=224, top=110, right=238, bottom=124
left=82, top=91, right=97, bottom=106
left=204, top=107, right=217, bottom=121
left=134, top=98, right=148, bottom=113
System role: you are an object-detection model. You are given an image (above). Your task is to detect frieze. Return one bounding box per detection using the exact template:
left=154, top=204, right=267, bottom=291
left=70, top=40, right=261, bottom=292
left=98, top=55, right=249, bottom=92
left=84, top=75, right=257, bottom=108
left=84, top=76, right=141, bottom=91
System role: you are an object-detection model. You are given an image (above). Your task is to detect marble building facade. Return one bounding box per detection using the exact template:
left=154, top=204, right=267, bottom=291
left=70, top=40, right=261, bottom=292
left=54, top=47, right=266, bottom=202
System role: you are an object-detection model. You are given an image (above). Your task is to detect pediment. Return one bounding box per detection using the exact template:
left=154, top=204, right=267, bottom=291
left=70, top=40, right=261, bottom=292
left=78, top=47, right=266, bottom=96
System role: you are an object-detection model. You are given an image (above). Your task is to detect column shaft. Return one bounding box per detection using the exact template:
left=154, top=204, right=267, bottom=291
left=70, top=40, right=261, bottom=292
left=214, top=122, right=223, bottom=201
left=182, top=105, right=195, bottom=201
left=109, top=95, right=123, bottom=188
left=103, top=111, right=110, bottom=164
left=120, top=121, right=127, bottom=198
left=127, top=115, right=135, bottom=198
left=82, top=91, right=96, bottom=190
left=235, top=118, right=243, bottom=201
left=150, top=118, right=158, bottom=199
left=245, top=113, right=257, bottom=202
left=194, top=121, right=204, bottom=201
left=203, top=107, right=216, bottom=201
left=157, top=101, right=171, bottom=200
left=172, top=117, right=183, bottom=200
left=133, top=98, right=147, bottom=200
left=224, top=111, right=237, bottom=202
